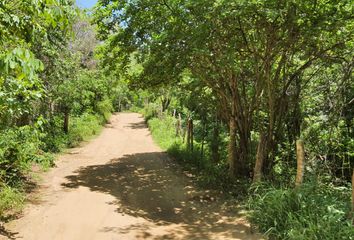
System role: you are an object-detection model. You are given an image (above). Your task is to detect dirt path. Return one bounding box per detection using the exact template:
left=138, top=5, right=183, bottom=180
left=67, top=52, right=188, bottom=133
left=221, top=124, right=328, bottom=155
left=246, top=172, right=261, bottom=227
left=2, top=113, right=262, bottom=240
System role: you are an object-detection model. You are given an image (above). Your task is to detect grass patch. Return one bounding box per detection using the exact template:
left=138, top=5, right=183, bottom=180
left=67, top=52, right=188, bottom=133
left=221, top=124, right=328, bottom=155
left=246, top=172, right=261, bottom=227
left=148, top=116, right=181, bottom=150
left=0, top=185, right=25, bottom=219
left=247, top=182, right=354, bottom=240
left=67, top=113, right=103, bottom=147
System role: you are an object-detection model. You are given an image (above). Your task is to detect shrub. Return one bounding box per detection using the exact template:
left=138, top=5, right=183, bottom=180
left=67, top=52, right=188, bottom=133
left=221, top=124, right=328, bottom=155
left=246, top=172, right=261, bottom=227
left=40, top=116, right=68, bottom=152
left=142, top=103, right=160, bottom=121
left=247, top=182, right=354, bottom=240
left=0, top=126, right=45, bottom=186
left=0, top=185, right=25, bottom=217
left=96, top=98, right=113, bottom=122
left=67, top=113, right=102, bottom=147
left=148, top=116, right=179, bottom=150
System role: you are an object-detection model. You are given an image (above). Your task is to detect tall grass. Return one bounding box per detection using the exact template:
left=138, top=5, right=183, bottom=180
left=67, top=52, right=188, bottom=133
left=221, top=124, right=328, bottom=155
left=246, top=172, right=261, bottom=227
left=67, top=113, right=103, bottom=147
left=0, top=186, right=25, bottom=218
left=148, top=116, right=181, bottom=150
left=247, top=182, right=354, bottom=239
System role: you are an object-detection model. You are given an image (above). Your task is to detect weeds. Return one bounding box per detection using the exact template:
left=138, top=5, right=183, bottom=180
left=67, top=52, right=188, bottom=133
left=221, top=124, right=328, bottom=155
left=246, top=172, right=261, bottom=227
left=247, top=182, right=354, bottom=240
left=0, top=185, right=25, bottom=219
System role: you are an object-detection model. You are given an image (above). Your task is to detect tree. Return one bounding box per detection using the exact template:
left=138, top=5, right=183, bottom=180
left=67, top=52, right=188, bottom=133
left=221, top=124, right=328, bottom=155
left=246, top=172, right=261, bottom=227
left=0, top=0, right=75, bottom=128
left=94, top=0, right=353, bottom=179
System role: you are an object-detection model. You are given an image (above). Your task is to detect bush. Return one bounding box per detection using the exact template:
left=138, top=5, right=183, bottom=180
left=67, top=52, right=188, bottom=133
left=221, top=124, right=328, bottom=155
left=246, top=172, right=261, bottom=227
left=67, top=113, right=103, bottom=147
left=96, top=98, right=113, bottom=122
left=40, top=116, right=68, bottom=152
left=148, top=116, right=179, bottom=150
left=0, top=185, right=25, bottom=218
left=0, top=126, right=48, bottom=186
left=247, top=182, right=354, bottom=240
left=142, top=103, right=160, bottom=121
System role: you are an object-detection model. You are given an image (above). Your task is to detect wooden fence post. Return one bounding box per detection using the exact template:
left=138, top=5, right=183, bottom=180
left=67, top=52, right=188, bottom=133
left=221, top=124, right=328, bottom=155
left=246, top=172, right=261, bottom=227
left=295, top=139, right=305, bottom=187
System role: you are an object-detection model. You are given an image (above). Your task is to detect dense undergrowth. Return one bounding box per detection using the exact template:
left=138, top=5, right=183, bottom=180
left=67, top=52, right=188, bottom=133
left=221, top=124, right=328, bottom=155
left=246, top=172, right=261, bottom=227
left=248, top=182, right=353, bottom=240
left=146, top=113, right=354, bottom=240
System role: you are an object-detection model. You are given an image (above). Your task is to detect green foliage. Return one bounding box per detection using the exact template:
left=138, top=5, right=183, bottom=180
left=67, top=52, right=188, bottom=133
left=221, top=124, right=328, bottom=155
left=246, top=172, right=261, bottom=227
left=0, top=0, right=76, bottom=126
left=67, top=113, right=103, bottom=147
left=140, top=102, right=159, bottom=121
left=96, top=98, right=113, bottom=122
left=0, top=126, right=50, bottom=186
left=0, top=185, right=25, bottom=218
left=248, top=182, right=354, bottom=240
left=148, top=116, right=180, bottom=150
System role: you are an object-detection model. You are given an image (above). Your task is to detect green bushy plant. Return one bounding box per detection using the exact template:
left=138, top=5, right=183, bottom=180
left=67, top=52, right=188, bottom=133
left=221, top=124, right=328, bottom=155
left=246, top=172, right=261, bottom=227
left=142, top=103, right=160, bottom=121
left=148, top=116, right=179, bottom=150
left=247, top=181, right=353, bottom=240
left=0, top=126, right=45, bottom=185
left=96, top=98, right=113, bottom=122
left=0, top=185, right=25, bottom=217
left=67, top=113, right=102, bottom=147
left=40, top=116, right=68, bottom=152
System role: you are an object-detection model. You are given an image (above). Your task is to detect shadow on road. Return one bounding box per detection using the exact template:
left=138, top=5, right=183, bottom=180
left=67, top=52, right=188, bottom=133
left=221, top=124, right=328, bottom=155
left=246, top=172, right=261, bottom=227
left=126, top=119, right=147, bottom=130
left=0, top=225, right=17, bottom=240
left=62, top=152, right=251, bottom=239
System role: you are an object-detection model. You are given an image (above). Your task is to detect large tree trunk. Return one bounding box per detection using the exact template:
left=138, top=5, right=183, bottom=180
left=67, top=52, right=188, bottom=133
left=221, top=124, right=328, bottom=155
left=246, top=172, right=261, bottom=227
left=228, top=117, right=237, bottom=177
left=253, top=133, right=266, bottom=183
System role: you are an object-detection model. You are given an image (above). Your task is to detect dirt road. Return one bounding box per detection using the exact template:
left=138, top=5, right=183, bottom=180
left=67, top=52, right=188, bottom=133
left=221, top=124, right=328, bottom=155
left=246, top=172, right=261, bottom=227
left=2, top=113, right=262, bottom=240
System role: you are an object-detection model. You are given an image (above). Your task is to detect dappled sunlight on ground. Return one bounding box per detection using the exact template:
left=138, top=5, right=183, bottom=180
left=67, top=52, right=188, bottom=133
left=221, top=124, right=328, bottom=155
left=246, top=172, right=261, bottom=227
left=62, top=152, right=257, bottom=239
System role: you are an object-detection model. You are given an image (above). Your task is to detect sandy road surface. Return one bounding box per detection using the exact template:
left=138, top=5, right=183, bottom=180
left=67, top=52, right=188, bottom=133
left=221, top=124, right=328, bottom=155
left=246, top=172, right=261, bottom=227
left=2, top=113, right=262, bottom=240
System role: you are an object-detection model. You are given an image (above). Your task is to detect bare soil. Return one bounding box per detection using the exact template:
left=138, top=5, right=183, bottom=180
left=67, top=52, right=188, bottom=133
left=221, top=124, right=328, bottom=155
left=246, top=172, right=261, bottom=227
left=1, top=113, right=263, bottom=240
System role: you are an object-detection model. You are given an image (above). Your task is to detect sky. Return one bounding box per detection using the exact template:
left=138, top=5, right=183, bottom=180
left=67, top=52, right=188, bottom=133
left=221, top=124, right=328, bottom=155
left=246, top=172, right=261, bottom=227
left=76, top=0, right=97, bottom=9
